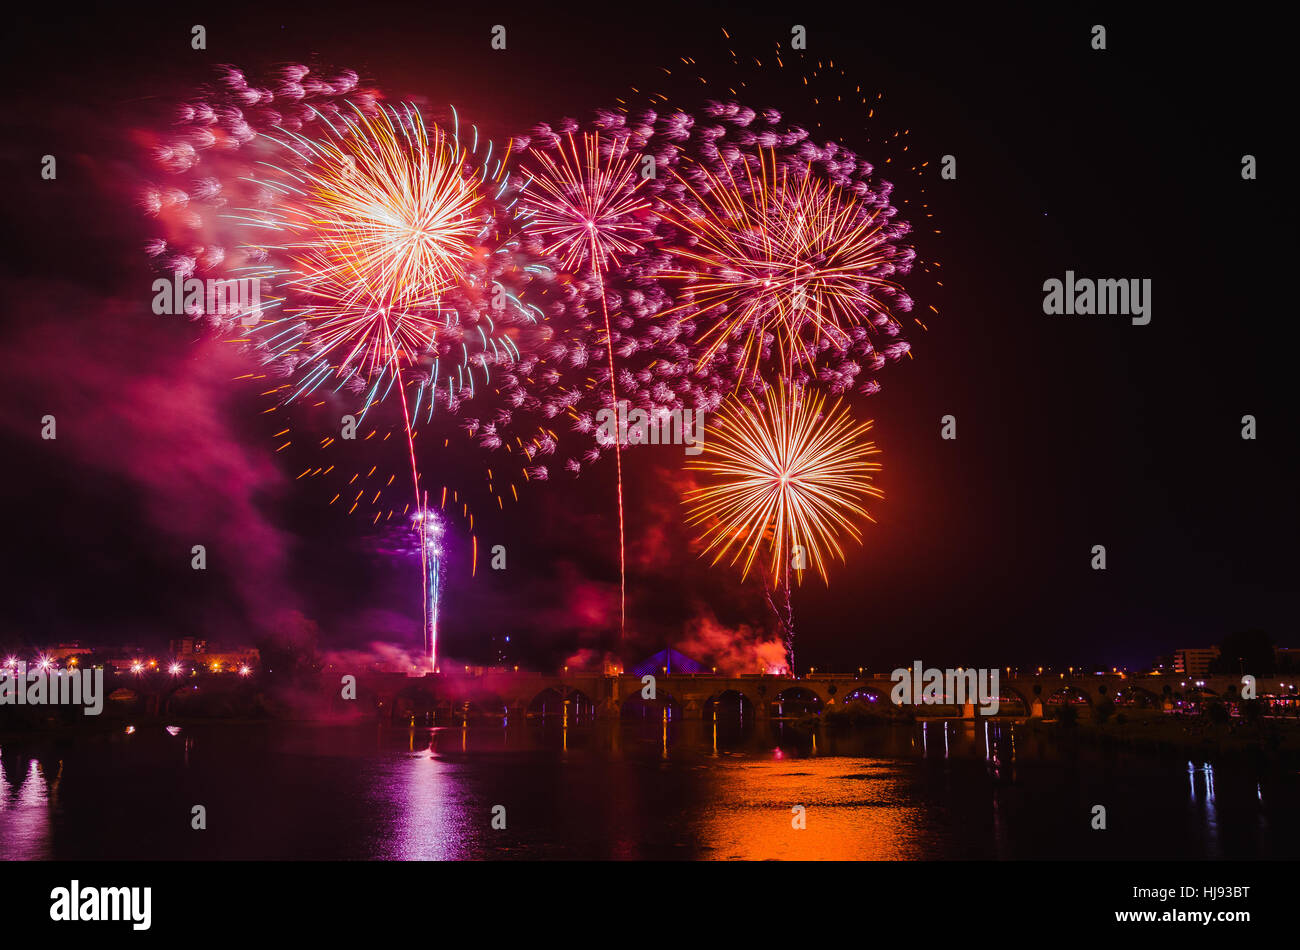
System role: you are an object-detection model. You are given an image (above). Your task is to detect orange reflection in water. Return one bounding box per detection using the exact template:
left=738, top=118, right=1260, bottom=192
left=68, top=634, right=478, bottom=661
left=692, top=756, right=931, bottom=860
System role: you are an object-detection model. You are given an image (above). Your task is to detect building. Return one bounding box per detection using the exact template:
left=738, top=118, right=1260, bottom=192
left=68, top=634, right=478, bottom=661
left=42, top=642, right=92, bottom=663
left=1174, top=647, right=1220, bottom=676
left=107, top=656, right=157, bottom=673
left=1151, top=654, right=1175, bottom=674
left=169, top=638, right=259, bottom=672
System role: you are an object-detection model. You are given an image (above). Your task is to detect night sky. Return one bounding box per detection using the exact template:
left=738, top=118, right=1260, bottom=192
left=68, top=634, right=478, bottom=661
left=0, top=3, right=1292, bottom=673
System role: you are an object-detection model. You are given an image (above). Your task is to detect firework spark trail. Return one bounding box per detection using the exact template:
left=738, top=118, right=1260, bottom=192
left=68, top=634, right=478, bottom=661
left=395, top=379, right=431, bottom=666
left=413, top=501, right=445, bottom=671
left=521, top=131, right=651, bottom=641
left=590, top=261, right=627, bottom=638
left=685, top=381, right=881, bottom=582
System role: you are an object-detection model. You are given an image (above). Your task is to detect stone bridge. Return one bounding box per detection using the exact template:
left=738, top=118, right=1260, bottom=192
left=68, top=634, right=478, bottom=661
left=330, top=670, right=1294, bottom=722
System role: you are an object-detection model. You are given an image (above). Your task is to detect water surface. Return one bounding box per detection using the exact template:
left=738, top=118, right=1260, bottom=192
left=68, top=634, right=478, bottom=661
left=1, top=719, right=1293, bottom=860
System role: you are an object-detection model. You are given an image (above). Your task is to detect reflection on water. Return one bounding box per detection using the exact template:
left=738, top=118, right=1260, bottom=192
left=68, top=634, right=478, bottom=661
left=0, top=755, right=55, bottom=860
left=1, top=719, right=1297, bottom=860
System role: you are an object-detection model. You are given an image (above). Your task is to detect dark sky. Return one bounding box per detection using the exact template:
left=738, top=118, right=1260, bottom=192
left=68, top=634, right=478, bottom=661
left=0, top=3, right=1292, bottom=673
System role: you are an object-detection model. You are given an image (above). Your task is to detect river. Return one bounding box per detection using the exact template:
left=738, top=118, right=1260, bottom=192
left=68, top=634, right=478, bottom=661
left=1, top=718, right=1295, bottom=860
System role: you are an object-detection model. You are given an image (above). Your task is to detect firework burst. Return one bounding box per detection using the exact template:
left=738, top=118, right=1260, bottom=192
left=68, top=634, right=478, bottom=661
left=492, top=100, right=915, bottom=490
left=657, top=146, right=906, bottom=379
left=141, top=64, right=925, bottom=666
left=520, top=131, right=651, bottom=272
left=248, top=102, right=487, bottom=401
left=684, top=381, right=882, bottom=670
left=684, top=381, right=882, bottom=584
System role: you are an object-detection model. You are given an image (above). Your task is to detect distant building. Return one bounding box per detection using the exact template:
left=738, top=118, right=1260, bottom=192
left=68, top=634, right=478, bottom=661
left=170, top=638, right=258, bottom=672
left=101, top=647, right=149, bottom=672
left=197, top=651, right=259, bottom=672
left=1174, top=647, right=1220, bottom=676
left=42, top=643, right=92, bottom=663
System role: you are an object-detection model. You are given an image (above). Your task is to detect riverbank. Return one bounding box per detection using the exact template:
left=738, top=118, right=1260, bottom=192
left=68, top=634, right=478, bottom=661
left=1024, top=712, right=1300, bottom=765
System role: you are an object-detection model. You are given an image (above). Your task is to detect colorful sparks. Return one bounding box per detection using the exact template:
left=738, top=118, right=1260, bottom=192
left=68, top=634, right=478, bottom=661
left=141, top=62, right=924, bottom=666
left=684, top=381, right=882, bottom=585
left=658, top=147, right=907, bottom=378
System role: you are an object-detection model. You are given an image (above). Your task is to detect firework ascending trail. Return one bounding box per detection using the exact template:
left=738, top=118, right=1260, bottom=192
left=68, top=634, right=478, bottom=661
left=684, top=381, right=882, bottom=670
left=520, top=131, right=651, bottom=643
left=413, top=507, right=445, bottom=667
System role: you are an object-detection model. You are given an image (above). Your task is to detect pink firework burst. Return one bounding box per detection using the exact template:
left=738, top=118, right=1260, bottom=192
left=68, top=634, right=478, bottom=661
left=520, top=131, right=652, bottom=274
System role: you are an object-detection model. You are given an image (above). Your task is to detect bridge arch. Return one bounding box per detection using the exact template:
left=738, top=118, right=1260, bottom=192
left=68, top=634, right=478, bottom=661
left=394, top=683, right=437, bottom=708
left=528, top=687, right=596, bottom=721
left=771, top=686, right=825, bottom=718
left=1047, top=684, right=1093, bottom=709
left=459, top=694, right=509, bottom=718
left=842, top=685, right=887, bottom=706
left=994, top=685, right=1031, bottom=717
left=703, top=689, right=756, bottom=723
left=1115, top=685, right=1160, bottom=709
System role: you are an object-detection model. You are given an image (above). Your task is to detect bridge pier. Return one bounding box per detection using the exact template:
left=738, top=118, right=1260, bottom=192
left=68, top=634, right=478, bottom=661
left=596, top=698, right=619, bottom=720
